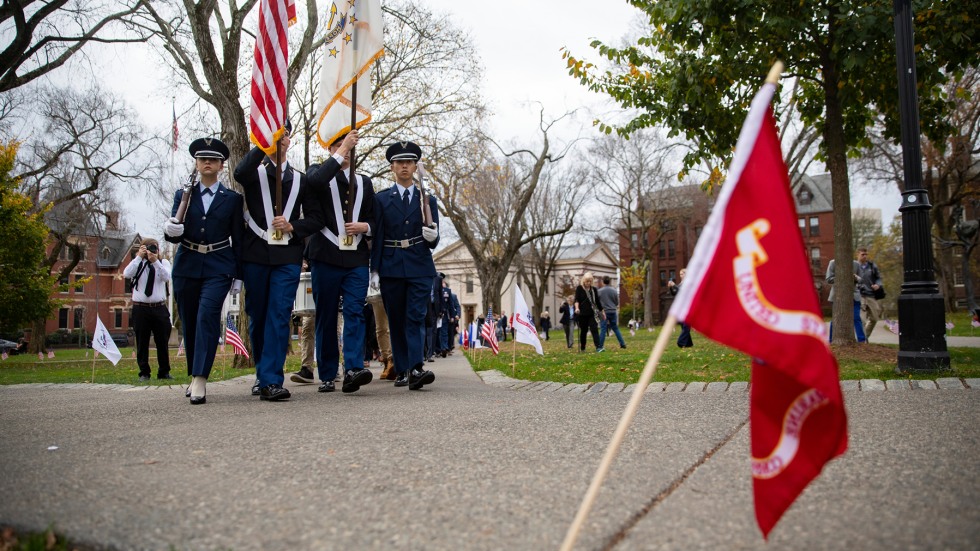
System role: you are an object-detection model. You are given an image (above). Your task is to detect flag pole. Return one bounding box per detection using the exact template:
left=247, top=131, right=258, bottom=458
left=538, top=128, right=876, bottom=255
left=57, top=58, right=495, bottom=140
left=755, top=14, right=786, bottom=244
left=559, top=315, right=678, bottom=551
left=511, top=333, right=517, bottom=377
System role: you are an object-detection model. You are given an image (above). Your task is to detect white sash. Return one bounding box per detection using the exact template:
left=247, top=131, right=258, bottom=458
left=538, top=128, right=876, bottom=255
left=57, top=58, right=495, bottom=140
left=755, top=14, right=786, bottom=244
left=320, top=172, right=365, bottom=248
left=246, top=163, right=301, bottom=240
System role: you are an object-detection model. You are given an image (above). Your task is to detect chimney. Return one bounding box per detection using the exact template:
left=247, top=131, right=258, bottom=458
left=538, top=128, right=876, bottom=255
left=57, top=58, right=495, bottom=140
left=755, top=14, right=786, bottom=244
left=105, top=211, right=120, bottom=231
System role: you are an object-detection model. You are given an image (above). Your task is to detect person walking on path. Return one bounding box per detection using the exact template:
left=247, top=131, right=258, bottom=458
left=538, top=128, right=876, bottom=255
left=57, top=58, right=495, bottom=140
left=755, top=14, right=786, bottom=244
left=234, top=122, right=326, bottom=401
left=574, top=273, right=604, bottom=352
left=597, top=275, right=626, bottom=349
left=163, top=137, right=243, bottom=405
left=856, top=247, right=884, bottom=338
left=826, top=258, right=867, bottom=343
left=369, top=141, right=437, bottom=390
left=539, top=310, right=551, bottom=340
left=123, top=238, right=173, bottom=381
left=667, top=269, right=694, bottom=348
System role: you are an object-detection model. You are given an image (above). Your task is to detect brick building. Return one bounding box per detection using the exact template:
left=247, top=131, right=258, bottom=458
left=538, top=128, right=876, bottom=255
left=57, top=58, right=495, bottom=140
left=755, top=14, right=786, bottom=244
left=619, top=175, right=836, bottom=322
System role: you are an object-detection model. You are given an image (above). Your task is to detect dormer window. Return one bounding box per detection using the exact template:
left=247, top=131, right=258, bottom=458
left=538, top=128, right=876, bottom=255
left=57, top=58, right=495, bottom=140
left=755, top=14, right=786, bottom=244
left=101, top=247, right=111, bottom=260
left=797, top=187, right=813, bottom=205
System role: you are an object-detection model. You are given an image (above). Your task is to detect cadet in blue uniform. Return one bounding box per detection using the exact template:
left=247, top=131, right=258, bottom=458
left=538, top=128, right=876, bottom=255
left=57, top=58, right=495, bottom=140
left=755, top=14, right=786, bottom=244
left=305, top=130, right=376, bottom=394
left=233, top=121, right=326, bottom=401
left=369, top=141, right=438, bottom=390
left=164, top=138, right=243, bottom=405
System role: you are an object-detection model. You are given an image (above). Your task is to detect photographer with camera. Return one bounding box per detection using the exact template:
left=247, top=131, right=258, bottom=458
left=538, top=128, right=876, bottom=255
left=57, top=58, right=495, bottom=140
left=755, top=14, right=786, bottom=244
left=123, top=238, right=173, bottom=381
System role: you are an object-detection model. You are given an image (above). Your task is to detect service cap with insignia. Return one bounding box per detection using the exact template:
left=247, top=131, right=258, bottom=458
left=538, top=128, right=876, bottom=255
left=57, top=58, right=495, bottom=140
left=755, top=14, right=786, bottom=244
left=189, top=137, right=230, bottom=161
left=385, top=141, right=422, bottom=163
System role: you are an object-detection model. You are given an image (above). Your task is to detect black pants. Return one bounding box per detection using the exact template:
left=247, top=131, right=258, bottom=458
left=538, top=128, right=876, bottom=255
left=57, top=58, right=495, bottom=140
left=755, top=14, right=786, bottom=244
left=578, top=316, right=600, bottom=351
left=677, top=322, right=694, bottom=348
left=132, top=304, right=172, bottom=378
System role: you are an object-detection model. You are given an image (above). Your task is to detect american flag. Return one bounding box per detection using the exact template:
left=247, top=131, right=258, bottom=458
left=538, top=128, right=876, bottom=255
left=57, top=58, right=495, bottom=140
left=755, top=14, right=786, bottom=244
left=47, top=350, right=54, bottom=359
left=171, top=105, right=179, bottom=152
left=225, top=314, right=250, bottom=358
left=481, top=307, right=500, bottom=355
left=248, top=0, right=296, bottom=155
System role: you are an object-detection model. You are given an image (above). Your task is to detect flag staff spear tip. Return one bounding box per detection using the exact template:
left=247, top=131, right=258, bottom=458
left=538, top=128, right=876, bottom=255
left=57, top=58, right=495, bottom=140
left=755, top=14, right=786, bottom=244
left=559, top=315, right=678, bottom=551
left=765, top=61, right=784, bottom=85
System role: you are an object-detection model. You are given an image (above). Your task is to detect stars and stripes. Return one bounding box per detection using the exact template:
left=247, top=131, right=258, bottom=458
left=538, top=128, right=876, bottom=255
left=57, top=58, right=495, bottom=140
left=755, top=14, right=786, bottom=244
left=171, top=105, right=179, bottom=152
left=248, top=0, right=297, bottom=156
left=481, top=307, right=500, bottom=355
left=225, top=314, right=250, bottom=358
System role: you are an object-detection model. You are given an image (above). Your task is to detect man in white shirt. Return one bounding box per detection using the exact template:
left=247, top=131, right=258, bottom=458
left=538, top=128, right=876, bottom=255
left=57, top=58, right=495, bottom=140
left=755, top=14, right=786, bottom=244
left=123, top=238, right=173, bottom=381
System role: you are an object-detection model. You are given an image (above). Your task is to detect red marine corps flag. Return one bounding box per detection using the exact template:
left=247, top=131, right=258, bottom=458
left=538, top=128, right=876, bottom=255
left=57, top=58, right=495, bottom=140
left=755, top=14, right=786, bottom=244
left=669, top=66, right=848, bottom=537
left=249, top=0, right=297, bottom=155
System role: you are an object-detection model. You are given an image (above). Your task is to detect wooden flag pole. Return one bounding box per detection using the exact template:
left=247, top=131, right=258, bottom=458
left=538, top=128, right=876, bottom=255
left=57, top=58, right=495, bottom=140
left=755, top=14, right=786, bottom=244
left=512, top=333, right=517, bottom=377
left=559, top=315, right=678, bottom=551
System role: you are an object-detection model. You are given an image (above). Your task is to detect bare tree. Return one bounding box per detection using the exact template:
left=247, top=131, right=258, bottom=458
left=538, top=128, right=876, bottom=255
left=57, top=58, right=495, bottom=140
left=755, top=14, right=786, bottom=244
left=13, top=85, right=160, bottom=352
left=0, top=0, right=151, bottom=92
left=430, top=110, right=576, bottom=312
left=137, top=0, right=319, bottom=169
left=515, top=167, right=583, bottom=319
left=587, top=129, right=689, bottom=324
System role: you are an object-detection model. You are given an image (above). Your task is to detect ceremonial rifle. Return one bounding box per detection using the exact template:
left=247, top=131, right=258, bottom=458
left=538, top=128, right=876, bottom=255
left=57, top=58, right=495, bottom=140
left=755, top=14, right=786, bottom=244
left=174, top=167, right=199, bottom=223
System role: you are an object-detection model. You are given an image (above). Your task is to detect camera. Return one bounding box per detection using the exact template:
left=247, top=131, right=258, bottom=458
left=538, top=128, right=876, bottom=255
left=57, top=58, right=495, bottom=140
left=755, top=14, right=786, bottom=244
left=146, top=244, right=159, bottom=254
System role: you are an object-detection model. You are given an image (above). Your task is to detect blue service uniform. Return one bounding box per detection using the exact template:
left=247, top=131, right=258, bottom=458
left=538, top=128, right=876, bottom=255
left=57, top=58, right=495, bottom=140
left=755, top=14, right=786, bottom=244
left=165, top=183, right=244, bottom=378
left=304, top=157, right=376, bottom=383
left=370, top=184, right=439, bottom=374
left=233, top=147, right=325, bottom=389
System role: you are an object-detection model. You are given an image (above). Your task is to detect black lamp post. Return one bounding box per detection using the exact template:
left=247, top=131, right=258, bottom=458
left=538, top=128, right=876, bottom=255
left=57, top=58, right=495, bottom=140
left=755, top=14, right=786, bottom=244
left=893, top=0, right=950, bottom=372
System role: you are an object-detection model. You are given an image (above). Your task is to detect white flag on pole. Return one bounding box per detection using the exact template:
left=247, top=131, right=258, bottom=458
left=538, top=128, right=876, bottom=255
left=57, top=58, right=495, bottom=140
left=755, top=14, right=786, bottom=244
left=513, top=286, right=543, bottom=355
left=92, top=316, right=122, bottom=365
left=315, top=0, right=385, bottom=147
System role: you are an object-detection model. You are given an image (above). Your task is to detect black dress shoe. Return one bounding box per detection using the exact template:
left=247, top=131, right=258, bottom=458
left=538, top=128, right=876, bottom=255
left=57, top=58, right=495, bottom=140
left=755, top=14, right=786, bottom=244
left=318, top=381, right=335, bottom=393
left=185, top=387, right=192, bottom=398
left=408, top=368, right=435, bottom=390
left=251, top=382, right=261, bottom=396
left=158, top=374, right=174, bottom=380
left=342, top=368, right=373, bottom=393
left=260, top=384, right=291, bottom=401
left=393, top=373, right=409, bottom=387
left=190, top=395, right=206, bottom=405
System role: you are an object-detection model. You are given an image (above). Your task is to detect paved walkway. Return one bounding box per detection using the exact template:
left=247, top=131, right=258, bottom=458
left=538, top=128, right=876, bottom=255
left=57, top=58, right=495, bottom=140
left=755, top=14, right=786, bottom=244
left=0, top=352, right=977, bottom=550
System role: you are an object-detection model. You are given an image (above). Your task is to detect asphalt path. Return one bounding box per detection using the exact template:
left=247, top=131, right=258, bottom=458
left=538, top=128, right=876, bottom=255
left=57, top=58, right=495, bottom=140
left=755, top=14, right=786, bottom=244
left=0, top=353, right=977, bottom=550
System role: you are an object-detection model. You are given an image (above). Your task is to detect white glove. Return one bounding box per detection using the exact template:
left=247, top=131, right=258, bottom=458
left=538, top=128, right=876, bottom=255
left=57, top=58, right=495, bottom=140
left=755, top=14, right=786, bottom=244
left=422, top=225, right=438, bottom=243
left=164, top=217, right=184, bottom=238
left=370, top=272, right=380, bottom=292
left=230, top=279, right=243, bottom=296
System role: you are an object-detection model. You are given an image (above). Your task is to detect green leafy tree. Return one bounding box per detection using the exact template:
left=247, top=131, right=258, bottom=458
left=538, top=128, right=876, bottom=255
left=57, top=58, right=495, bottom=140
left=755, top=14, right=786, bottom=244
left=565, top=0, right=979, bottom=343
left=0, top=142, right=56, bottom=334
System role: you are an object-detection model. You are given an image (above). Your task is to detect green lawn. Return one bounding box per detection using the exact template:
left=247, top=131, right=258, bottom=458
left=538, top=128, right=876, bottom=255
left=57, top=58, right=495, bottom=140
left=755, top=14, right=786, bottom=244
left=943, top=310, right=980, bottom=337
left=0, top=346, right=304, bottom=386
left=468, top=326, right=980, bottom=384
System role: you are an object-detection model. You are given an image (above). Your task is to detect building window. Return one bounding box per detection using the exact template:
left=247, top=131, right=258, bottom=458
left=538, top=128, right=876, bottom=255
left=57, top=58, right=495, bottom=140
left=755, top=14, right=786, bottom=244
left=668, top=270, right=676, bottom=283
left=73, top=308, right=84, bottom=330
left=114, top=309, right=123, bottom=328
left=810, top=247, right=821, bottom=271
left=799, top=218, right=806, bottom=234
left=798, top=187, right=813, bottom=205
left=59, top=275, right=69, bottom=293
left=101, top=247, right=111, bottom=261
left=58, top=308, right=69, bottom=329
left=809, top=217, right=820, bottom=236
left=631, top=232, right=639, bottom=248
left=659, top=271, right=667, bottom=287
left=668, top=239, right=676, bottom=258
left=73, top=274, right=85, bottom=293
left=124, top=277, right=133, bottom=294
left=466, top=277, right=474, bottom=294
left=658, top=240, right=666, bottom=258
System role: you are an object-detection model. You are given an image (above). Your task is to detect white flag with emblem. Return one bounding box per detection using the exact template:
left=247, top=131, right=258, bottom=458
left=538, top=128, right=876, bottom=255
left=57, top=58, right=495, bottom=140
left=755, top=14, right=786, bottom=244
left=513, top=286, right=543, bottom=355
left=316, top=0, right=384, bottom=147
left=92, top=316, right=122, bottom=365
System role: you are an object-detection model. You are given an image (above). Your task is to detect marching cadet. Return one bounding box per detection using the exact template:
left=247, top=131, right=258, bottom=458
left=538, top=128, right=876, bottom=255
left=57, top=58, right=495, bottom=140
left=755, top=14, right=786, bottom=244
left=233, top=121, right=325, bottom=402
left=305, top=130, right=376, bottom=393
left=369, top=141, right=438, bottom=390
left=164, top=137, right=243, bottom=405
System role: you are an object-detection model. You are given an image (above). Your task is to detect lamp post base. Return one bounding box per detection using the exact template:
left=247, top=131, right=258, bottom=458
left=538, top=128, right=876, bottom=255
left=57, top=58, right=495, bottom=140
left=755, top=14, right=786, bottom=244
left=896, top=292, right=951, bottom=374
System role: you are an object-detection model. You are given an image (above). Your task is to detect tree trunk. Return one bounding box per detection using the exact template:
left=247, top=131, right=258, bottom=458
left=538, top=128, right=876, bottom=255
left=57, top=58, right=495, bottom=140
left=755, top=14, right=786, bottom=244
left=644, top=267, right=654, bottom=327
left=822, top=48, right=856, bottom=345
